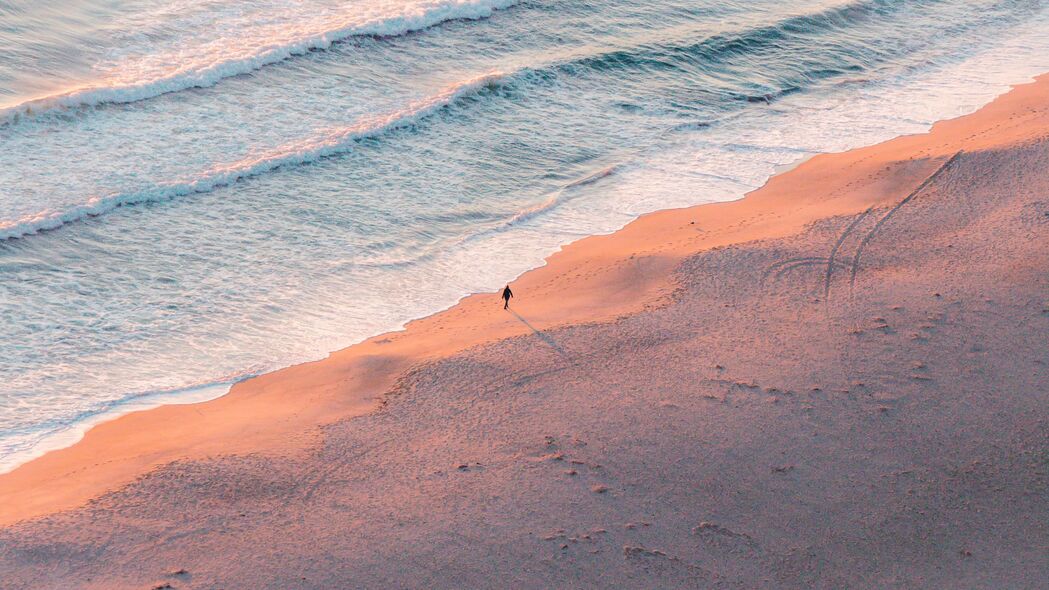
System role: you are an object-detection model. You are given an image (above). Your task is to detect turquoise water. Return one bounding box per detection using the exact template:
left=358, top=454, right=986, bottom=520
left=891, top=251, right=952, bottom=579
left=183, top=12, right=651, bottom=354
left=1, top=0, right=1048, bottom=471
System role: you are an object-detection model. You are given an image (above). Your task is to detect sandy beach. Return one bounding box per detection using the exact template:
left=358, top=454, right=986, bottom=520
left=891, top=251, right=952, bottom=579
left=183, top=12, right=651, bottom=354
left=2, top=73, right=1048, bottom=587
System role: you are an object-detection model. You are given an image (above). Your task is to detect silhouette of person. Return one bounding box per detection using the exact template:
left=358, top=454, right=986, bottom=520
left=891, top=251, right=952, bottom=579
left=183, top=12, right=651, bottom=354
left=502, top=284, right=513, bottom=310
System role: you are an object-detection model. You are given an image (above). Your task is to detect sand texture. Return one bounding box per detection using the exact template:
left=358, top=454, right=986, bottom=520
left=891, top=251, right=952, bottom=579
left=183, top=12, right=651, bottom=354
left=1, top=77, right=1048, bottom=588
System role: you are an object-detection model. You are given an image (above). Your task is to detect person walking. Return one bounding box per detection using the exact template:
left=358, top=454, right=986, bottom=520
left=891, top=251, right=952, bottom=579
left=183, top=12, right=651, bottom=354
left=501, top=284, right=513, bottom=310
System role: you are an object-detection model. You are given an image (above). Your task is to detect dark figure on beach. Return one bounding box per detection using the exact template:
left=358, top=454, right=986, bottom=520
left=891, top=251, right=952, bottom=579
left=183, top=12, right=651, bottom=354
left=502, top=285, right=513, bottom=309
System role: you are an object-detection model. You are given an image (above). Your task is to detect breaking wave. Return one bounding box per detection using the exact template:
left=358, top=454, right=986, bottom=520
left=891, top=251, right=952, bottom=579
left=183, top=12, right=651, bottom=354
left=0, top=0, right=516, bottom=125
left=0, top=72, right=504, bottom=240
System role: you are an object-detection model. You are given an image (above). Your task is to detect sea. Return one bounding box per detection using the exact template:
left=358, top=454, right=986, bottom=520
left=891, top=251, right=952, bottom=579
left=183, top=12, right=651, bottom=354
left=1, top=0, right=1048, bottom=472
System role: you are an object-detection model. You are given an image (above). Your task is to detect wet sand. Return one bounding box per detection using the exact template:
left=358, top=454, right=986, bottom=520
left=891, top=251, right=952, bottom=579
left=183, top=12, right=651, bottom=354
left=1, top=76, right=1048, bottom=588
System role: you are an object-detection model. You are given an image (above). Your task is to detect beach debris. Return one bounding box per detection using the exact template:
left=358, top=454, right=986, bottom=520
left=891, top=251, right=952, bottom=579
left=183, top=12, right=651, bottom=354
left=771, top=464, right=795, bottom=474
left=692, top=522, right=755, bottom=542
left=564, top=469, right=577, bottom=476
left=693, top=522, right=730, bottom=535
left=692, top=522, right=759, bottom=552
left=528, top=452, right=564, bottom=464
left=591, top=485, right=609, bottom=494
left=623, top=546, right=669, bottom=558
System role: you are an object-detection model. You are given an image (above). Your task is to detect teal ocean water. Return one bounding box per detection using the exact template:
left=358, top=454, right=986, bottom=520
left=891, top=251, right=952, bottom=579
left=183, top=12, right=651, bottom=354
left=1, top=0, right=1048, bottom=471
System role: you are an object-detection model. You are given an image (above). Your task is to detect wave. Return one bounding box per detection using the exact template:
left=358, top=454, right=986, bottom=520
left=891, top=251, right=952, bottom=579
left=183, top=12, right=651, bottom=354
left=0, top=72, right=505, bottom=241
left=0, top=0, right=516, bottom=125
left=542, top=0, right=917, bottom=100
left=345, top=162, right=623, bottom=271
left=503, top=164, right=621, bottom=228
left=476, top=163, right=625, bottom=235
left=0, top=374, right=248, bottom=474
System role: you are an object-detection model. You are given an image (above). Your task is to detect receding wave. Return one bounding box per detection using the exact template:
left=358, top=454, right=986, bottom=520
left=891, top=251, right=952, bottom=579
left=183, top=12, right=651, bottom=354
left=0, top=72, right=504, bottom=241
left=0, top=0, right=516, bottom=125
left=463, top=163, right=624, bottom=244
left=351, top=163, right=624, bottom=270
left=0, top=374, right=249, bottom=474
left=502, top=165, right=622, bottom=228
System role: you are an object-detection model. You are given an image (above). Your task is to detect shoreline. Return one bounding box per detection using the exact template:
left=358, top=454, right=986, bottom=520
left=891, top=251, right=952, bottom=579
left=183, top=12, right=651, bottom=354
left=3, top=73, right=1049, bottom=528
left=5, top=56, right=1048, bottom=480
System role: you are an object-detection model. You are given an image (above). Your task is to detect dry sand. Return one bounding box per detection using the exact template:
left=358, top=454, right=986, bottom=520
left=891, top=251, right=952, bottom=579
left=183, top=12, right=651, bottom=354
left=1, top=76, right=1048, bottom=588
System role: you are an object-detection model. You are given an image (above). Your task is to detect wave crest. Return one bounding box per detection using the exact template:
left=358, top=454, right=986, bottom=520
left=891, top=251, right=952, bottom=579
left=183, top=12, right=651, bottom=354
left=0, top=0, right=516, bottom=125
left=0, top=72, right=505, bottom=241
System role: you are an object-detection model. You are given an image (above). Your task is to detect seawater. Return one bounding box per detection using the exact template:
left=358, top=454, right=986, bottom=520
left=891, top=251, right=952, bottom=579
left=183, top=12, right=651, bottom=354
left=1, top=0, right=1048, bottom=472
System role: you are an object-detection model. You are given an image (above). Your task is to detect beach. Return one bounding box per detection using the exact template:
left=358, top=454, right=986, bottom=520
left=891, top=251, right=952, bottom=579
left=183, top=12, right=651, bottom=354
left=1, top=69, right=1047, bottom=588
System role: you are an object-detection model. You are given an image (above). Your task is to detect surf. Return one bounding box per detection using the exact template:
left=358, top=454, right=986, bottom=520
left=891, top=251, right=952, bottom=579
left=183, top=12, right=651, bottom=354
left=0, top=0, right=516, bottom=125
left=0, top=72, right=504, bottom=241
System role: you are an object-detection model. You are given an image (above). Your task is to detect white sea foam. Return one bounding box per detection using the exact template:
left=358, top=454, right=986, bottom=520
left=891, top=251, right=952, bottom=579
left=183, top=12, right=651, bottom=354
left=0, top=0, right=516, bottom=124
left=0, top=380, right=238, bottom=474
left=0, top=71, right=504, bottom=241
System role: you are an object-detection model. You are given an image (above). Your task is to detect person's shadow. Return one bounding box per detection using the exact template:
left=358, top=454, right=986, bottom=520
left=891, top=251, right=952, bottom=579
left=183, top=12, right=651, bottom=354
left=507, top=309, right=569, bottom=358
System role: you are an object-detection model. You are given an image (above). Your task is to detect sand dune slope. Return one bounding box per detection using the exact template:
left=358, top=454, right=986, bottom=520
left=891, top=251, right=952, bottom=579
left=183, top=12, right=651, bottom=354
left=2, top=131, right=1049, bottom=589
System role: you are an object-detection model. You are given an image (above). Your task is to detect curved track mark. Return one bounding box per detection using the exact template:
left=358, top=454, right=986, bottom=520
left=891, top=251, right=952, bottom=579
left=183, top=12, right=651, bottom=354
left=778, top=259, right=849, bottom=281
left=849, top=151, right=963, bottom=291
left=761, top=257, right=830, bottom=286
left=824, top=207, right=874, bottom=299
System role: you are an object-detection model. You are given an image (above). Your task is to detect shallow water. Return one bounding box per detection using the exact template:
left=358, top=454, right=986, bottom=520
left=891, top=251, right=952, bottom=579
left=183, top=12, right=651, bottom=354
left=1, top=0, right=1048, bottom=472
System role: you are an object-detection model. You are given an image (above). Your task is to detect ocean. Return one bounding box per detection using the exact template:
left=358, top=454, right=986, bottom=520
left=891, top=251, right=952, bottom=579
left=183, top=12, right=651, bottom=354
left=1, top=0, right=1047, bottom=472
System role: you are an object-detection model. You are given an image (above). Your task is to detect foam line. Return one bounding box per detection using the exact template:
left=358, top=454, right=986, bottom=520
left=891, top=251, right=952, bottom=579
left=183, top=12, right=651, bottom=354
left=0, top=0, right=516, bottom=124
left=0, top=72, right=504, bottom=241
